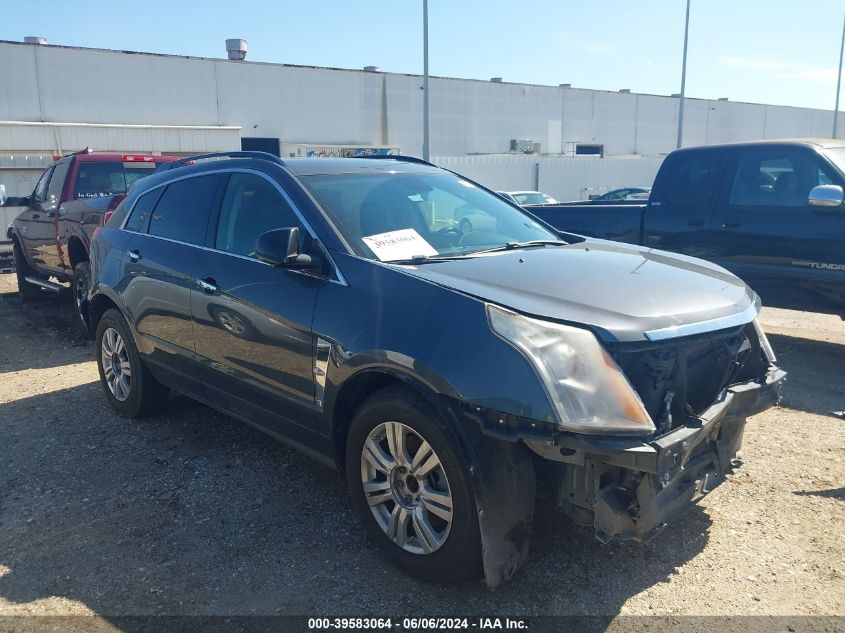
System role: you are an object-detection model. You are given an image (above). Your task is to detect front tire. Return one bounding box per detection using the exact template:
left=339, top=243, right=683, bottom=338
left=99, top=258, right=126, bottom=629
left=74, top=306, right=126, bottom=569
left=95, top=308, right=169, bottom=417
left=72, top=261, right=93, bottom=337
left=345, top=385, right=482, bottom=582
left=12, top=241, right=40, bottom=301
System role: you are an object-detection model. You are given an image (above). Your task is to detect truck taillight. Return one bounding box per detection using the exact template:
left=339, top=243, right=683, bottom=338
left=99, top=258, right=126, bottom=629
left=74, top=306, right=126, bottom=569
left=122, top=155, right=155, bottom=162
left=103, top=194, right=126, bottom=226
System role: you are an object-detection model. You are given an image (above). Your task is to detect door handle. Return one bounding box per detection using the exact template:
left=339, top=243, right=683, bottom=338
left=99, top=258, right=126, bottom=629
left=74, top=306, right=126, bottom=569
left=721, top=220, right=742, bottom=229
left=687, top=218, right=705, bottom=227
left=128, top=249, right=141, bottom=262
left=197, top=277, right=218, bottom=294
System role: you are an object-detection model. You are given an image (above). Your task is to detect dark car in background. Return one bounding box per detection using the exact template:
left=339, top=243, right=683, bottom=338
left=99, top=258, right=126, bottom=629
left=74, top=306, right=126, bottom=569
left=528, top=139, right=845, bottom=305
left=86, top=152, right=784, bottom=587
left=6, top=150, right=177, bottom=327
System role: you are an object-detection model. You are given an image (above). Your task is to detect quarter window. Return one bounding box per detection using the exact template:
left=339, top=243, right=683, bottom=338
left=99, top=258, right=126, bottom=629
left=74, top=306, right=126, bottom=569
left=148, top=175, right=219, bottom=245
left=124, top=190, right=160, bottom=233
left=215, top=173, right=303, bottom=258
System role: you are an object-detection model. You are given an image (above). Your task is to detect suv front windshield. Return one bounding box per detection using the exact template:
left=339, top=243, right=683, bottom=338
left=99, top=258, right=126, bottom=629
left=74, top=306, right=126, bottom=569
left=301, top=172, right=559, bottom=261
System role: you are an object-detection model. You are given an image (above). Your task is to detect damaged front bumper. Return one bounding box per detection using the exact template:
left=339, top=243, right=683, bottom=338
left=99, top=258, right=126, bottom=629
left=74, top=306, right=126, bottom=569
left=525, top=366, right=786, bottom=543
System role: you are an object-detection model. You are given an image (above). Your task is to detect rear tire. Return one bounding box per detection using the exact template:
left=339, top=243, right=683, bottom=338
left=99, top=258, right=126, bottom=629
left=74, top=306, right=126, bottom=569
left=95, top=308, right=169, bottom=418
left=345, top=385, right=482, bottom=583
left=72, top=261, right=93, bottom=338
left=12, top=241, right=40, bottom=301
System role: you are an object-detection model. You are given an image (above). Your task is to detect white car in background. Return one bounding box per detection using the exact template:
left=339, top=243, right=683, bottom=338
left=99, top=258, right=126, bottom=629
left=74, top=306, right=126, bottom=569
left=497, top=191, right=559, bottom=206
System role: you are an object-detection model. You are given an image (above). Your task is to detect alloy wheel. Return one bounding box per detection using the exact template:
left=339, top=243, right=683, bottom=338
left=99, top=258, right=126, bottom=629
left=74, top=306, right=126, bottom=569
left=100, top=327, right=132, bottom=401
left=360, top=421, right=453, bottom=555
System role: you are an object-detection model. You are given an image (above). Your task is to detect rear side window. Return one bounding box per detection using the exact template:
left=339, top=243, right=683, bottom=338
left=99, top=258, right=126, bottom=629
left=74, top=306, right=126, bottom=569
left=659, top=152, right=723, bottom=207
left=215, top=173, right=303, bottom=257
left=124, top=190, right=161, bottom=232
left=148, top=175, right=219, bottom=245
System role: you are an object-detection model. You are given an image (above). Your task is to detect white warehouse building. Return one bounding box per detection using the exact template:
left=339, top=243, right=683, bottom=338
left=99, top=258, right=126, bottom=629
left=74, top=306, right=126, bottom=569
left=0, top=38, right=842, bottom=199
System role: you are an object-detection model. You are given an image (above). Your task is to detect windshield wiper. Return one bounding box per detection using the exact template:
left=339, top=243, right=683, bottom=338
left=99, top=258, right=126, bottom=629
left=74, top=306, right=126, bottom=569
left=386, top=253, right=477, bottom=265
left=465, top=240, right=569, bottom=255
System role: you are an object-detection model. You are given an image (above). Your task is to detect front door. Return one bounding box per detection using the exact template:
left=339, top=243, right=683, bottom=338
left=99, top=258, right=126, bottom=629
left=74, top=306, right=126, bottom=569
left=17, top=165, right=56, bottom=272
left=710, top=146, right=845, bottom=296
left=192, top=171, right=322, bottom=437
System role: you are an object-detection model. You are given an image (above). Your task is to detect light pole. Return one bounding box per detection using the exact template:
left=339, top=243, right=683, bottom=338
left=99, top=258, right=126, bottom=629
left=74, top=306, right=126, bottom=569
left=834, top=12, right=845, bottom=138
left=422, top=0, right=430, bottom=161
left=676, top=0, right=691, bottom=149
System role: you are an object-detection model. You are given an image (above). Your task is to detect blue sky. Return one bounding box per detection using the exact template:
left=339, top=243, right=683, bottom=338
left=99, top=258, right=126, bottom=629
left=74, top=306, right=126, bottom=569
left=1, top=0, right=844, bottom=110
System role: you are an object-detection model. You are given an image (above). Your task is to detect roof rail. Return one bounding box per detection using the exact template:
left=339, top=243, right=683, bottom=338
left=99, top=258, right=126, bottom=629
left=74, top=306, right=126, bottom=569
left=352, top=154, right=437, bottom=168
left=154, top=151, right=285, bottom=173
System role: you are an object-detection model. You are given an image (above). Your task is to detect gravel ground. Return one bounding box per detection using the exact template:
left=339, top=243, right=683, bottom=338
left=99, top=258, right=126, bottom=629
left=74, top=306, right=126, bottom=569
left=0, top=272, right=842, bottom=622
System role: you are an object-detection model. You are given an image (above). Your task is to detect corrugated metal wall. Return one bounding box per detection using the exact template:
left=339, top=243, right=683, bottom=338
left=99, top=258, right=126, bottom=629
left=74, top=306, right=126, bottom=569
left=433, top=155, right=664, bottom=201
left=1, top=41, right=841, bottom=161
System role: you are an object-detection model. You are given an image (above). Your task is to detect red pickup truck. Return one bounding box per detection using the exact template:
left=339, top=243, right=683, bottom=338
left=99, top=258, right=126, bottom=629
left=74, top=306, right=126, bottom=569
left=7, top=150, right=177, bottom=328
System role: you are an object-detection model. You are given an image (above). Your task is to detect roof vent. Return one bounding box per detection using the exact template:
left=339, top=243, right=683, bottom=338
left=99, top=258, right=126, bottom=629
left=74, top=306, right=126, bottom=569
left=671, top=93, right=681, bottom=98
left=24, top=36, right=47, bottom=45
left=718, top=97, right=729, bottom=101
left=225, top=38, right=247, bottom=61
left=559, top=83, right=571, bottom=88
left=363, top=65, right=380, bottom=72
left=490, top=77, right=503, bottom=83
left=619, top=88, right=631, bottom=94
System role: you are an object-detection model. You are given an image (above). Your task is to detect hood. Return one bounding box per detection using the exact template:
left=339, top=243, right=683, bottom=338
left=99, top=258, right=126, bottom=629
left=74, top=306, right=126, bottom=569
left=395, top=241, right=758, bottom=342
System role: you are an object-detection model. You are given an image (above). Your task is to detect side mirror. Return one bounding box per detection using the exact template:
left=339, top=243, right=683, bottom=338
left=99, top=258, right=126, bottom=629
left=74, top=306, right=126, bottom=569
left=808, top=184, right=844, bottom=208
left=254, top=227, right=319, bottom=268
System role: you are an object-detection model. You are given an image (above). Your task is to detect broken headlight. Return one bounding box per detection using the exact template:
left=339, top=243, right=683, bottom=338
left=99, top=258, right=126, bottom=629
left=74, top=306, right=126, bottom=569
left=487, top=304, right=655, bottom=435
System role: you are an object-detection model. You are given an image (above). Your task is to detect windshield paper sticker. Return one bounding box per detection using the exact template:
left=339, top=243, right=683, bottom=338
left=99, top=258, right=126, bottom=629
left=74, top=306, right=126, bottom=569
left=362, top=229, right=438, bottom=262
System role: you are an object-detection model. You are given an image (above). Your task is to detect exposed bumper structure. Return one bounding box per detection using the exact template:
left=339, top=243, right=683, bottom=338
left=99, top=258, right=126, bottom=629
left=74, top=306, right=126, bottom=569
left=527, top=366, right=786, bottom=543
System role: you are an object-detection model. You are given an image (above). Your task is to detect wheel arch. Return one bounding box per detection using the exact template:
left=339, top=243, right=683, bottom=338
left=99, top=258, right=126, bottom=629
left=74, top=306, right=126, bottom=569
left=67, top=235, right=88, bottom=268
left=330, top=367, right=451, bottom=471
left=88, top=287, right=129, bottom=332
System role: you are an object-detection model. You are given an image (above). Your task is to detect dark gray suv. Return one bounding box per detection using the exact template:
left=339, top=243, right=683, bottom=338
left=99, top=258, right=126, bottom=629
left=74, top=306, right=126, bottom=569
left=87, top=152, right=785, bottom=587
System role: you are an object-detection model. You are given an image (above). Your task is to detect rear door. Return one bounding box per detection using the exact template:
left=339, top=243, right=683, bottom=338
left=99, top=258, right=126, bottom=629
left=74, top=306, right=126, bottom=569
left=710, top=146, right=845, bottom=291
left=643, top=149, right=726, bottom=259
left=119, top=173, right=223, bottom=394
left=192, top=170, right=323, bottom=438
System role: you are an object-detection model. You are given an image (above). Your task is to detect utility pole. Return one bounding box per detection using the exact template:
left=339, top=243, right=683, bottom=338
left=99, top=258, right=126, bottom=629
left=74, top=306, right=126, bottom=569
left=677, top=0, right=691, bottom=149
left=422, top=0, right=430, bottom=160
left=834, top=12, right=845, bottom=138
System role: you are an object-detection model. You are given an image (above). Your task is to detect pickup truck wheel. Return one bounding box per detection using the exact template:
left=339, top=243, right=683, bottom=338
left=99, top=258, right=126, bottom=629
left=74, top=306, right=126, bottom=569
left=345, top=385, right=482, bottom=582
left=72, top=261, right=93, bottom=337
left=95, top=308, right=169, bottom=418
left=12, top=241, right=41, bottom=302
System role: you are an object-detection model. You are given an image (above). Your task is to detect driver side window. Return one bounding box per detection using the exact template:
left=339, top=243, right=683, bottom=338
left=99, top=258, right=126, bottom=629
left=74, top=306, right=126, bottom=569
left=216, top=173, right=303, bottom=258
left=32, top=166, right=54, bottom=202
